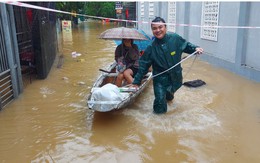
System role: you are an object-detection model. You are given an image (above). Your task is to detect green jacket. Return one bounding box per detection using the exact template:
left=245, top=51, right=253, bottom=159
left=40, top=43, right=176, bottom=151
left=133, top=33, right=198, bottom=92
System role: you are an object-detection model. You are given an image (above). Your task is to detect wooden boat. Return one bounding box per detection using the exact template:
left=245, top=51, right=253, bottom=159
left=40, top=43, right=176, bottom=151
left=87, top=61, right=152, bottom=112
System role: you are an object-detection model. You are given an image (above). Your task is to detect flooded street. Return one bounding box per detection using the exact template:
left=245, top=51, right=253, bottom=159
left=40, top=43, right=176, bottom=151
left=0, top=21, right=260, bottom=163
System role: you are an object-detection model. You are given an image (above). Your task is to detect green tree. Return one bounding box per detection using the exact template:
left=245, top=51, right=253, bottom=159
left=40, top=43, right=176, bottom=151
left=55, top=2, right=116, bottom=20
left=86, top=2, right=115, bottom=18
left=55, top=2, right=83, bottom=20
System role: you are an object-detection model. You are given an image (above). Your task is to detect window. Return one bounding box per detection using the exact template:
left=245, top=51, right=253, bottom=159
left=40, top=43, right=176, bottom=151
left=201, top=1, right=219, bottom=41
left=168, top=2, right=176, bottom=32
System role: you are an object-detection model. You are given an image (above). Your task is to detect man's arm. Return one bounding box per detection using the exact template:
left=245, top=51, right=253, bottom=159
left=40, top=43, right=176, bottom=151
left=132, top=46, right=153, bottom=85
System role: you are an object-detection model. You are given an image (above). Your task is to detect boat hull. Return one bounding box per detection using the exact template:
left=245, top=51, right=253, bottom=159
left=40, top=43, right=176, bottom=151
left=87, top=61, right=152, bottom=112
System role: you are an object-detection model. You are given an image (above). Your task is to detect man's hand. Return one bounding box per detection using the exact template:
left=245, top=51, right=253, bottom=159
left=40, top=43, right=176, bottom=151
left=195, top=47, right=204, bottom=55
left=130, top=84, right=139, bottom=91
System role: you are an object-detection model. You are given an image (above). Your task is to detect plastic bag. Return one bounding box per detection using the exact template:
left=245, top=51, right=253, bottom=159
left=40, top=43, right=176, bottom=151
left=88, top=83, right=125, bottom=112
left=183, top=79, right=206, bottom=87
left=116, top=62, right=126, bottom=73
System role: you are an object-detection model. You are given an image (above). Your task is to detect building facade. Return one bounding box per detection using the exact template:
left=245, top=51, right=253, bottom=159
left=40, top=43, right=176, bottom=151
left=116, top=2, right=137, bottom=27
left=136, top=2, right=260, bottom=82
left=0, top=2, right=58, bottom=110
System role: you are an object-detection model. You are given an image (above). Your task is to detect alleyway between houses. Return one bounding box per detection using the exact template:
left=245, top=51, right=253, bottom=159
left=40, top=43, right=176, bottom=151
left=0, top=21, right=260, bottom=163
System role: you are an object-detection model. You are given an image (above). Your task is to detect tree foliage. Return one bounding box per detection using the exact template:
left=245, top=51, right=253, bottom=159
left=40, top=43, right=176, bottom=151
left=85, top=2, right=115, bottom=18
left=55, top=2, right=116, bottom=19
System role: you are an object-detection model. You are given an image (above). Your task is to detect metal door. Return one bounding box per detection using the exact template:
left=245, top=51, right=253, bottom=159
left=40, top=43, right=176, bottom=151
left=0, top=4, right=23, bottom=110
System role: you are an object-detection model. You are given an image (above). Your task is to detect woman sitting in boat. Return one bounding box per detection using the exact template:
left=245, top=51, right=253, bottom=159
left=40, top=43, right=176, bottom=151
left=115, top=39, right=140, bottom=87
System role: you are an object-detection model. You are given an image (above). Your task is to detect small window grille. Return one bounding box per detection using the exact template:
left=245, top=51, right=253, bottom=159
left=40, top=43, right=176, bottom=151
left=201, top=1, right=219, bottom=41
left=149, top=2, right=154, bottom=17
left=140, top=1, right=145, bottom=17
left=168, top=2, right=176, bottom=32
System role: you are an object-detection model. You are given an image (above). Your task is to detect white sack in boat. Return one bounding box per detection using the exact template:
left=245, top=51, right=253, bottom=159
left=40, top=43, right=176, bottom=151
left=88, top=83, right=124, bottom=112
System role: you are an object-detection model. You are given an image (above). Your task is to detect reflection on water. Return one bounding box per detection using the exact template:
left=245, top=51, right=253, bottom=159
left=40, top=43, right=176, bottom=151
left=0, top=21, right=260, bottom=163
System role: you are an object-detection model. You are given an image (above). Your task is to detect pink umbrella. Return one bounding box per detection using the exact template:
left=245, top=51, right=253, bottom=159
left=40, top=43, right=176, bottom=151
left=99, top=27, right=148, bottom=40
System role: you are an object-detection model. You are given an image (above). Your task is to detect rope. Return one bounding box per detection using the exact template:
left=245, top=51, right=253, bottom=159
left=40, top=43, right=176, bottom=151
left=152, top=51, right=198, bottom=78
left=3, top=1, right=260, bottom=29
left=183, top=53, right=199, bottom=79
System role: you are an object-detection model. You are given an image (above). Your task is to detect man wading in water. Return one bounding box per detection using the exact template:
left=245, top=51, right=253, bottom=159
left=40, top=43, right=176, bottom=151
left=132, top=17, right=204, bottom=114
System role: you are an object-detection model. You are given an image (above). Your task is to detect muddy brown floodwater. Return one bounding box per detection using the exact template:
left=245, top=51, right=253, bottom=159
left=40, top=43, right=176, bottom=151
left=0, top=21, right=260, bottom=163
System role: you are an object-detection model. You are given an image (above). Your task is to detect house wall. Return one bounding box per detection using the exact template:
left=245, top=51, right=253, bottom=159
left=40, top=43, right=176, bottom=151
left=30, top=2, right=57, bottom=79
left=136, top=2, right=260, bottom=82
left=245, top=2, right=260, bottom=70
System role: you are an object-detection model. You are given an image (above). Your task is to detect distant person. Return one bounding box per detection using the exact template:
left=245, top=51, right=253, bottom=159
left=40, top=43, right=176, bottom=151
left=115, top=39, right=140, bottom=87
left=132, top=17, right=204, bottom=114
